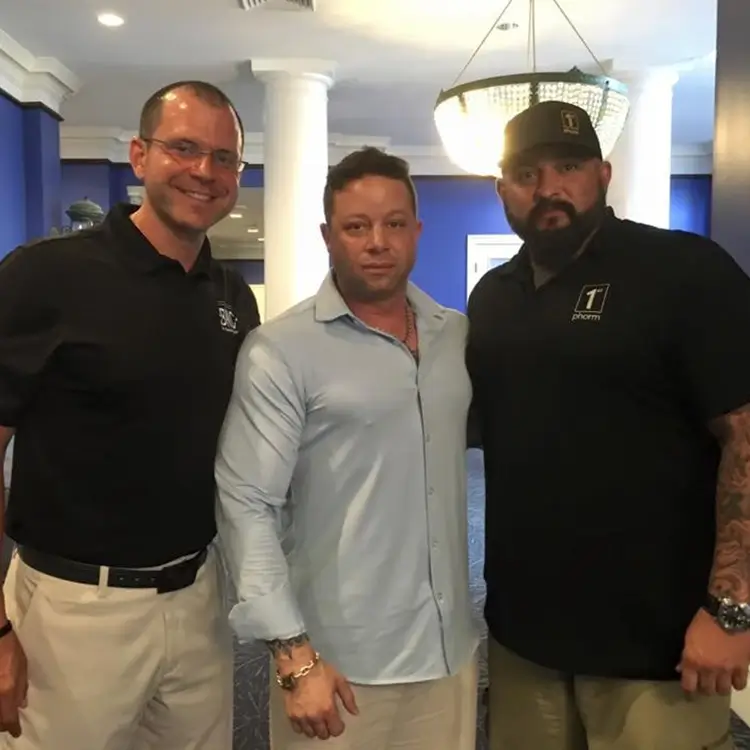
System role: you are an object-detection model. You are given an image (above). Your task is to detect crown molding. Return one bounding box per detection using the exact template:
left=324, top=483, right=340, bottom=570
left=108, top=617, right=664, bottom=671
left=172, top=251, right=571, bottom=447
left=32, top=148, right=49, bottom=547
left=61, top=126, right=134, bottom=160
left=59, top=126, right=713, bottom=176
left=0, top=29, right=79, bottom=114
left=670, top=141, right=713, bottom=175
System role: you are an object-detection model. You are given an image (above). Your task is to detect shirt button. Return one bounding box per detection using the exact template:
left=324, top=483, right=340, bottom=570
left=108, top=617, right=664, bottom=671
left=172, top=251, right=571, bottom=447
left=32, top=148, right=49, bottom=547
left=425, top=434, right=431, bottom=443
left=428, top=488, right=434, bottom=496
left=432, top=539, right=439, bottom=549
left=437, top=593, right=444, bottom=603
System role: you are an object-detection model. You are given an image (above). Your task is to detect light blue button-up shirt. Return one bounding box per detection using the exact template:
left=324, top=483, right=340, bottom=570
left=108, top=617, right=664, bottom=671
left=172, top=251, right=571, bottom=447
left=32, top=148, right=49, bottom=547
left=215, top=273, right=478, bottom=685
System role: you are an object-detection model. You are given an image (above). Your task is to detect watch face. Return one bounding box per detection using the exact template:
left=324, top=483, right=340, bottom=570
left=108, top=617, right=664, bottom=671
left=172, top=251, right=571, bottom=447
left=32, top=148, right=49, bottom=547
left=718, top=600, right=750, bottom=632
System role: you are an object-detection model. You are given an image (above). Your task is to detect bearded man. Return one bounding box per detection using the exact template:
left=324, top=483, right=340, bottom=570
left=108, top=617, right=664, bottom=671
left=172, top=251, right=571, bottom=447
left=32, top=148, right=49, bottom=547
left=467, top=100, right=750, bottom=750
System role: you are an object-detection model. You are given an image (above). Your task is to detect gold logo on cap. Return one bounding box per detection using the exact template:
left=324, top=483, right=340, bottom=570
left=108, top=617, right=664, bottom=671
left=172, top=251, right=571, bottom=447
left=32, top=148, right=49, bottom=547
left=561, top=110, right=580, bottom=135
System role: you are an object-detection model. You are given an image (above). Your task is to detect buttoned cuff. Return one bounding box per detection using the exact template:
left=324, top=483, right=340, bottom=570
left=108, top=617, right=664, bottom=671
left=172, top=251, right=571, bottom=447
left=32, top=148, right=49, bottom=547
left=228, top=588, right=306, bottom=644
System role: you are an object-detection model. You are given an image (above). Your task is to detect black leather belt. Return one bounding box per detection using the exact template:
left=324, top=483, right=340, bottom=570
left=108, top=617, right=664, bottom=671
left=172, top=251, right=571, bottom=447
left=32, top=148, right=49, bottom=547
left=18, top=546, right=208, bottom=594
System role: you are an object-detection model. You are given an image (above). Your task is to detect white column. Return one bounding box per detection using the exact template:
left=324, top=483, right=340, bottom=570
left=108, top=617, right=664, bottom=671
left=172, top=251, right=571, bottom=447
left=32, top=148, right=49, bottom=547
left=252, top=58, right=336, bottom=320
left=606, top=68, right=679, bottom=228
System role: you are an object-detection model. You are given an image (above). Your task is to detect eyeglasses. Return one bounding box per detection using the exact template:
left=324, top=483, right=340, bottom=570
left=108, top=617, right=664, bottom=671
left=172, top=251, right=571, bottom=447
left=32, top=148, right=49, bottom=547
left=144, top=138, right=246, bottom=173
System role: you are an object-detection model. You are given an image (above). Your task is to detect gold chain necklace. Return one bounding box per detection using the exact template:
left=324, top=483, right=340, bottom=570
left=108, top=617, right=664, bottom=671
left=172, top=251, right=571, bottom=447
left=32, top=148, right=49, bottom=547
left=402, top=303, right=419, bottom=361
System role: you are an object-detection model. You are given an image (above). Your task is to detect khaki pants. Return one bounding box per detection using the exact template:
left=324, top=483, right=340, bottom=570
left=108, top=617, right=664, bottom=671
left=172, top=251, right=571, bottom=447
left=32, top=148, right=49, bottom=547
left=270, top=651, right=478, bottom=750
left=0, top=545, right=234, bottom=750
left=488, top=637, right=734, bottom=750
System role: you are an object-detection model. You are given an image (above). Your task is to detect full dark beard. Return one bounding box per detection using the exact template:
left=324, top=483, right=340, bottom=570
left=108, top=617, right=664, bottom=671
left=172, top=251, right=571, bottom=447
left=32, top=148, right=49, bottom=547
left=505, top=190, right=608, bottom=273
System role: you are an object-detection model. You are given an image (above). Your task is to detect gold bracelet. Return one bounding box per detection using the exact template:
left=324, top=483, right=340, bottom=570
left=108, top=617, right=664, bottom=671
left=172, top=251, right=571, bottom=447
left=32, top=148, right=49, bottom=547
left=276, top=651, right=321, bottom=691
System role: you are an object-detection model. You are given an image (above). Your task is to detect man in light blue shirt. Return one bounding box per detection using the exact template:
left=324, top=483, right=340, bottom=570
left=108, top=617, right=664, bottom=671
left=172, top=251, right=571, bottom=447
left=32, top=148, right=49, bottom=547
left=216, top=147, right=478, bottom=749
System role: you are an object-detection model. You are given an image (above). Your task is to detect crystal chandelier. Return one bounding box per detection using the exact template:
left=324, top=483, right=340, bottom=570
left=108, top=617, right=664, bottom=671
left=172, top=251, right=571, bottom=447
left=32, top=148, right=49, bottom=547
left=434, top=0, right=630, bottom=176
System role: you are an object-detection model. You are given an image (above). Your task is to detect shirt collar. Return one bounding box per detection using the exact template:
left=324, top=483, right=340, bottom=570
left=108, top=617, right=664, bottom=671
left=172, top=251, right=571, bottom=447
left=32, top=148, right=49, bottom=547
left=106, top=202, right=213, bottom=278
left=314, top=271, right=448, bottom=330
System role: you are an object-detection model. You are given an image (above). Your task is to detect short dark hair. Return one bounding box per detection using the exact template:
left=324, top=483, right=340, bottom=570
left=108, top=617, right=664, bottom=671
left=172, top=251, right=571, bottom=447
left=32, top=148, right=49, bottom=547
left=138, top=80, right=245, bottom=149
left=323, top=147, right=417, bottom=224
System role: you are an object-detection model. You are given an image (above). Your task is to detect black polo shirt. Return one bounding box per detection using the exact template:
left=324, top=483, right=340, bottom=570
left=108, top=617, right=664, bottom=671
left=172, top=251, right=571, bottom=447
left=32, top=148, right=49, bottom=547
left=0, top=203, right=260, bottom=567
left=467, top=209, right=750, bottom=680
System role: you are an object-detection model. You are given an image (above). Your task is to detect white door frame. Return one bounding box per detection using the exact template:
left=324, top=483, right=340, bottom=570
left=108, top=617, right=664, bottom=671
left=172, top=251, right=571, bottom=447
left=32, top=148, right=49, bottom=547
left=466, top=234, right=522, bottom=301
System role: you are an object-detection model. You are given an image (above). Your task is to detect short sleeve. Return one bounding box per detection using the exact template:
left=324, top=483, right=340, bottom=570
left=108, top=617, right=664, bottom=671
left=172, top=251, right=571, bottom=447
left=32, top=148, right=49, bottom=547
left=0, top=245, right=61, bottom=426
left=221, top=267, right=260, bottom=338
left=234, top=280, right=261, bottom=336
left=466, top=270, right=494, bottom=448
left=674, top=235, right=750, bottom=420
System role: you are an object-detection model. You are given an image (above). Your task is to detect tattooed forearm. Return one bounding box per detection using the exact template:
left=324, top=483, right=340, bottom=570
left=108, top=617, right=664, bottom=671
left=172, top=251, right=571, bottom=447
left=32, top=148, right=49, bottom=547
left=265, top=632, right=310, bottom=660
left=708, top=404, right=750, bottom=601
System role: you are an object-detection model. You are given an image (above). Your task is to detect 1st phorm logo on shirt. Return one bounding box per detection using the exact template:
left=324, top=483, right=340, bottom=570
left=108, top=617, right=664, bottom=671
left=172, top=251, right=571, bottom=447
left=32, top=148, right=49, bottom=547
left=217, top=301, right=239, bottom=334
left=571, top=284, right=610, bottom=322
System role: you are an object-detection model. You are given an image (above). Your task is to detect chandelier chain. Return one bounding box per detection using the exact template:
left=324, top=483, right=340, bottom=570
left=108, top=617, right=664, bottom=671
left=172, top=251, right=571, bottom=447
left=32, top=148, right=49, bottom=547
left=549, top=0, right=608, bottom=75
left=529, top=0, right=537, bottom=72
left=450, top=0, right=609, bottom=88
left=449, top=0, right=516, bottom=88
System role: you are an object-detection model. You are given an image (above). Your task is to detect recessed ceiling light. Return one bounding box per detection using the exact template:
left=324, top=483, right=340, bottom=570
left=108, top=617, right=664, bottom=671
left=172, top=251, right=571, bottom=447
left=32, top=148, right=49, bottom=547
left=258, top=237, right=265, bottom=242
left=247, top=226, right=258, bottom=233
left=229, top=213, right=243, bottom=219
left=97, top=12, right=124, bottom=27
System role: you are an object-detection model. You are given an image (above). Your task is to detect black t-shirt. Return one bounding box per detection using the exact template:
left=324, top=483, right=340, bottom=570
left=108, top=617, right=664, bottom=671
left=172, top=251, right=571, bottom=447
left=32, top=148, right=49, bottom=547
left=467, top=210, right=750, bottom=680
left=0, top=203, right=260, bottom=567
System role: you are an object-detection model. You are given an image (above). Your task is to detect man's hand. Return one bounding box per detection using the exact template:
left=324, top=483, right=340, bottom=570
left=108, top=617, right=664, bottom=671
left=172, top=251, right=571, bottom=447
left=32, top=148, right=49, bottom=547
left=266, top=632, right=359, bottom=740
left=679, top=608, right=750, bottom=695
left=0, top=629, right=27, bottom=737
left=282, top=658, right=358, bottom=740
left=686, top=405, right=750, bottom=696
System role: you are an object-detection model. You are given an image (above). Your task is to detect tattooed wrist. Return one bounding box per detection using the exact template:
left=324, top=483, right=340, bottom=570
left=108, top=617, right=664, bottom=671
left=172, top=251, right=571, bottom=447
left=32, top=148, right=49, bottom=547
left=265, top=632, right=311, bottom=659
left=708, top=404, right=750, bottom=602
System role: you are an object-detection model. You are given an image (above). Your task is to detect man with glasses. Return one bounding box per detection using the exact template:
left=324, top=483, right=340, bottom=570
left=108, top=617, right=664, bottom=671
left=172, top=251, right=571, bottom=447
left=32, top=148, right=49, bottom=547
left=0, top=80, right=259, bottom=749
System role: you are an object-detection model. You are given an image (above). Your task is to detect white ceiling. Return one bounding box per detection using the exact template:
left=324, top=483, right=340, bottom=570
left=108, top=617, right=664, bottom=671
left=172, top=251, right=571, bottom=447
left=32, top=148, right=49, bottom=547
left=0, top=0, right=718, bottom=148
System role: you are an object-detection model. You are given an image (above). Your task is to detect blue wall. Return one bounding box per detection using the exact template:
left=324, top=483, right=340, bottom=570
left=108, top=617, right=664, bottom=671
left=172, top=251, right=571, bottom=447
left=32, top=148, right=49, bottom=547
left=58, top=163, right=713, bottom=310
left=0, top=94, right=27, bottom=257
left=412, top=177, right=514, bottom=312
left=61, top=162, right=115, bottom=216
left=670, top=175, right=712, bottom=237
left=23, top=107, right=62, bottom=243
left=0, top=94, right=64, bottom=257
left=61, top=161, right=137, bottom=220
left=240, top=167, right=263, bottom=189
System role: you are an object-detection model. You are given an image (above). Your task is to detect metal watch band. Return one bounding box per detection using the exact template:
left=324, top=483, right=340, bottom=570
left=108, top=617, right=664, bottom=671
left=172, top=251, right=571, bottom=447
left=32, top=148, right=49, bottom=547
left=705, top=593, right=750, bottom=633
left=704, top=593, right=721, bottom=616
left=276, top=651, right=321, bottom=691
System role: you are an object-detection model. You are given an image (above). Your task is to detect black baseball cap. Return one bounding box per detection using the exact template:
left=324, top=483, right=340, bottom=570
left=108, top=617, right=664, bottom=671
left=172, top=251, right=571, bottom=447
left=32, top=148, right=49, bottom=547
left=501, top=100, right=602, bottom=167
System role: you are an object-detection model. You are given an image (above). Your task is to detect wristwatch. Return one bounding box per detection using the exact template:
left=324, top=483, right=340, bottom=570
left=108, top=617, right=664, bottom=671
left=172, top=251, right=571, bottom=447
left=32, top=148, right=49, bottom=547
left=705, top=593, right=750, bottom=633
left=276, top=652, right=321, bottom=691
